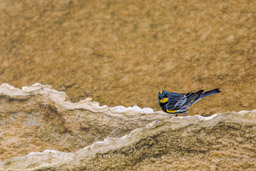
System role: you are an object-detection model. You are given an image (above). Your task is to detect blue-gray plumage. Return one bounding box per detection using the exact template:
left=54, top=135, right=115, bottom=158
left=158, top=88, right=221, bottom=116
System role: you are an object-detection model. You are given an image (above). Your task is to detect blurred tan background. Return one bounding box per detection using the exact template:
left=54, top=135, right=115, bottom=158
left=0, top=0, right=255, bottom=116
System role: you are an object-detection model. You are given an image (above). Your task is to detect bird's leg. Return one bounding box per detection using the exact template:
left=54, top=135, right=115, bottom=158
left=184, top=112, right=187, bottom=116
left=175, top=114, right=178, bottom=117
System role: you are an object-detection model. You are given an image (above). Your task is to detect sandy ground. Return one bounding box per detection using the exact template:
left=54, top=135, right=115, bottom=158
left=0, top=0, right=255, bottom=116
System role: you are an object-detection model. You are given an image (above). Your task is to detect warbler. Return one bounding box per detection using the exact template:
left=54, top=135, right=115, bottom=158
left=158, top=88, right=220, bottom=116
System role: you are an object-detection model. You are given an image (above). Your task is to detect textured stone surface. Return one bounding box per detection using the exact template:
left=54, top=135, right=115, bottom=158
left=0, top=0, right=255, bottom=170
left=0, top=0, right=256, bottom=115
left=0, top=83, right=168, bottom=161
left=0, top=108, right=255, bottom=170
left=0, top=84, right=256, bottom=170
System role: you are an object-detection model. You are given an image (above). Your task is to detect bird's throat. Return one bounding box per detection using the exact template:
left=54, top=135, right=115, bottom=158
left=160, top=98, right=168, bottom=103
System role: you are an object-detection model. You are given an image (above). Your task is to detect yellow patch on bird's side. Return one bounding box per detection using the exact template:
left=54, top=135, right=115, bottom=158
left=191, top=99, right=195, bottom=102
left=166, top=109, right=177, bottom=113
left=160, top=90, right=162, bottom=94
left=160, top=98, right=168, bottom=103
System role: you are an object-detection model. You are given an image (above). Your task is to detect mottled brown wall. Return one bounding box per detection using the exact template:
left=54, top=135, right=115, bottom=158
left=0, top=0, right=255, bottom=115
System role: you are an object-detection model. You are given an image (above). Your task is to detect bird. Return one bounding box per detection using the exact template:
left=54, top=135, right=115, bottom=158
left=158, top=88, right=221, bottom=116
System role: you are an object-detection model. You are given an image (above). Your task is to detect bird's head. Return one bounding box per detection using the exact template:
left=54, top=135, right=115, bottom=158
left=158, top=90, right=168, bottom=104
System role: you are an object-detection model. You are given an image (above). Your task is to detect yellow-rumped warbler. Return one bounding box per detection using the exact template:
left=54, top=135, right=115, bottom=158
left=158, top=88, right=220, bottom=116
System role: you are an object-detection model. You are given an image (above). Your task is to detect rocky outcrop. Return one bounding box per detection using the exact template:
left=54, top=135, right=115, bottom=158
left=0, top=83, right=169, bottom=161
left=1, top=111, right=255, bottom=170
left=0, top=84, right=256, bottom=170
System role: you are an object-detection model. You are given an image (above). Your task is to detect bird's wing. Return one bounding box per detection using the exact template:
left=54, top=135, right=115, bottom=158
left=165, top=93, right=186, bottom=110
left=172, top=95, right=187, bottom=109
left=184, top=90, right=204, bottom=105
left=171, top=90, right=204, bottom=110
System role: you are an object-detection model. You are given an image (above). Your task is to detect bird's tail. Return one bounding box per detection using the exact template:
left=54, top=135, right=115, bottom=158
left=201, top=88, right=221, bottom=98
